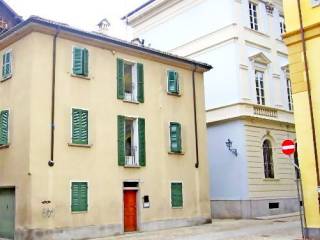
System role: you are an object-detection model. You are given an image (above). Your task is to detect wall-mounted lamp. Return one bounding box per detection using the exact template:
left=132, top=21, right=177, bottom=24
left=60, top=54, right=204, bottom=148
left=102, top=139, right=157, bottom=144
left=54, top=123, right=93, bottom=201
left=225, top=139, right=238, bottom=157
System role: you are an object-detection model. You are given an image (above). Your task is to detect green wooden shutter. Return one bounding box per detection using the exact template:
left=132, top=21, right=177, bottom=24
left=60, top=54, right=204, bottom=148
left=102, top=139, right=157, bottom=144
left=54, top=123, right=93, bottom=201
left=168, top=70, right=178, bottom=94
left=171, top=183, right=183, bottom=207
left=117, top=58, right=124, bottom=99
left=138, top=118, right=146, bottom=166
left=6, top=52, right=11, bottom=77
left=118, top=115, right=125, bottom=166
left=0, top=110, right=9, bottom=145
left=2, top=54, right=5, bottom=78
left=72, top=109, right=88, bottom=144
left=71, top=182, right=88, bottom=212
left=83, top=48, right=89, bottom=76
left=176, top=123, right=182, bottom=152
left=137, top=63, right=144, bottom=103
left=170, top=122, right=182, bottom=153
left=80, top=110, right=88, bottom=144
left=2, top=53, right=11, bottom=78
left=73, top=47, right=83, bottom=75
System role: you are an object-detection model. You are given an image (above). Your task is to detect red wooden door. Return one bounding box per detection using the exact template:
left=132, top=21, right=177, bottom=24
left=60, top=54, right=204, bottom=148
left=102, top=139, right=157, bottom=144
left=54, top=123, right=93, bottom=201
left=124, top=190, right=137, bottom=232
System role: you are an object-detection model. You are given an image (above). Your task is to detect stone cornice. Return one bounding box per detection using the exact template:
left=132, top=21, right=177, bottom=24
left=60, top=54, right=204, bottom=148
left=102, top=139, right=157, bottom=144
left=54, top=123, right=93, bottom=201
left=283, top=22, right=320, bottom=46
left=206, top=102, right=294, bottom=125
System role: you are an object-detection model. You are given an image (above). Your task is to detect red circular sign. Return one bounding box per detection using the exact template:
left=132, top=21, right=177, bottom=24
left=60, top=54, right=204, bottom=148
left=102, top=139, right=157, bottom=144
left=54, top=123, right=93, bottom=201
left=282, top=139, right=295, bottom=155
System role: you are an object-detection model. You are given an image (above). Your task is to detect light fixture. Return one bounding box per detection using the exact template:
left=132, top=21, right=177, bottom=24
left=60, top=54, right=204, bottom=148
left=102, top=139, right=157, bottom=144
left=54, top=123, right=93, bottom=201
left=225, top=139, right=238, bottom=157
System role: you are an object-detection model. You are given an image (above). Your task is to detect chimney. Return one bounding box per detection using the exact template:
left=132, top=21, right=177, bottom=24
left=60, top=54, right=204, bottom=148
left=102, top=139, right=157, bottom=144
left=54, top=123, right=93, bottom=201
left=97, top=18, right=111, bottom=35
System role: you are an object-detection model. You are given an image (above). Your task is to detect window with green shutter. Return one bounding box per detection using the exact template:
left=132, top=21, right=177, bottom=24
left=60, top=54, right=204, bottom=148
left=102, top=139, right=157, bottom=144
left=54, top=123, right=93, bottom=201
left=117, top=58, right=144, bottom=103
left=2, top=51, right=12, bottom=79
left=171, top=182, right=183, bottom=208
left=71, top=182, right=88, bottom=212
left=73, top=47, right=89, bottom=77
left=167, top=70, right=179, bottom=94
left=72, top=108, right=88, bottom=145
left=0, top=110, right=9, bottom=145
left=118, top=116, right=146, bottom=167
left=170, top=122, right=182, bottom=153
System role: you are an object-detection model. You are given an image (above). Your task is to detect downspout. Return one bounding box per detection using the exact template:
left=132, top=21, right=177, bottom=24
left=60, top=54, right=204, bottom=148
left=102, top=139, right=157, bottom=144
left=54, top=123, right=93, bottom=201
left=192, top=65, right=199, bottom=168
left=297, top=0, right=320, bottom=205
left=48, top=28, right=60, bottom=167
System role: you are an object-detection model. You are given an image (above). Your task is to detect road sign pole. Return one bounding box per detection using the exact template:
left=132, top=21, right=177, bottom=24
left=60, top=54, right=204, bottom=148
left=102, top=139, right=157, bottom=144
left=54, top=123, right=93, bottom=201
left=288, top=154, right=306, bottom=240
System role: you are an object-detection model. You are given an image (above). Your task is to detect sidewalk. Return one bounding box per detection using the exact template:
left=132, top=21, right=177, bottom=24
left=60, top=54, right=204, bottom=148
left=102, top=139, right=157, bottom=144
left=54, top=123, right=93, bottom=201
left=92, top=216, right=301, bottom=240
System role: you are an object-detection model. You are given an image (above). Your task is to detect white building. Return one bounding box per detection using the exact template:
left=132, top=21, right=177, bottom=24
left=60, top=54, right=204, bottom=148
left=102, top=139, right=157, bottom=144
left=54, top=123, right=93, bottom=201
left=124, top=0, right=299, bottom=218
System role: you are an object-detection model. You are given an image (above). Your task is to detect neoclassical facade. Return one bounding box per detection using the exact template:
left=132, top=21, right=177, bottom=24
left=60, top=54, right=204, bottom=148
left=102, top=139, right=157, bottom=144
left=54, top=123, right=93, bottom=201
left=124, top=0, right=298, bottom=218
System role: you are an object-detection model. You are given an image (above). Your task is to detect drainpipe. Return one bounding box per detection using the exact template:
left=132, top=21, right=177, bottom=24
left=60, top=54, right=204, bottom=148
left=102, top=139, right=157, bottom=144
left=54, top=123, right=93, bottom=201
left=48, top=28, right=60, bottom=167
left=297, top=0, right=320, bottom=206
left=192, top=65, right=199, bottom=168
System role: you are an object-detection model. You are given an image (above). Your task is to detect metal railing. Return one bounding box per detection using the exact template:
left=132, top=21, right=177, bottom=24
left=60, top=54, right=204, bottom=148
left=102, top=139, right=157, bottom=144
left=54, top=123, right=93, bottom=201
left=125, top=146, right=139, bottom=167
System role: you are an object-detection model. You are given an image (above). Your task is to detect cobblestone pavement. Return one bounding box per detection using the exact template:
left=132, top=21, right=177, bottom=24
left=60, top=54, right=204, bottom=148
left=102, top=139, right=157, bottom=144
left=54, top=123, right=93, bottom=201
left=94, top=216, right=302, bottom=240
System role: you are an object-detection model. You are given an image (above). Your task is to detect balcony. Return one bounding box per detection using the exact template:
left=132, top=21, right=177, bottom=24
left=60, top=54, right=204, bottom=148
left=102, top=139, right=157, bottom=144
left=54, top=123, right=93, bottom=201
left=206, top=102, right=294, bottom=125
left=253, top=105, right=278, bottom=118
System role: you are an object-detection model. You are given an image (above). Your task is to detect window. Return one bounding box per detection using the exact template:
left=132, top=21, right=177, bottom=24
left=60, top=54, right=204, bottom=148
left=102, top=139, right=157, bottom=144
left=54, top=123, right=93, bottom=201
left=2, top=51, right=12, bottom=80
left=263, top=140, right=274, bottom=179
left=0, top=110, right=9, bottom=146
left=279, top=15, right=286, bottom=34
left=287, top=77, right=293, bottom=111
left=72, top=108, right=88, bottom=145
left=72, top=47, right=88, bottom=77
left=255, top=70, right=265, bottom=105
left=249, top=2, right=258, bottom=31
left=170, top=122, right=182, bottom=153
left=167, top=70, right=179, bottom=94
left=118, top=115, right=145, bottom=167
left=117, top=58, right=144, bottom=103
left=71, top=182, right=88, bottom=212
left=171, top=182, right=183, bottom=208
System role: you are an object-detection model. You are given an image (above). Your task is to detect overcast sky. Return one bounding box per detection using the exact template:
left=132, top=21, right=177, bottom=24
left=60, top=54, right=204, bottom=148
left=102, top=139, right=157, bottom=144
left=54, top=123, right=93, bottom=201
left=5, top=0, right=146, bottom=38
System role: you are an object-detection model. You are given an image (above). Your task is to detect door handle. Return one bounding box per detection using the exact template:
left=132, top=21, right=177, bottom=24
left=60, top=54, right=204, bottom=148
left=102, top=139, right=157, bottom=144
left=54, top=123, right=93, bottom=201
left=6, top=204, right=8, bottom=209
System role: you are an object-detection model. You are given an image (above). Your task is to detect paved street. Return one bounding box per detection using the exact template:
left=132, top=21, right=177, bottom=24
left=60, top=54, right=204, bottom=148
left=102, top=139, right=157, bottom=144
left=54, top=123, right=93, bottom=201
left=94, top=216, right=301, bottom=240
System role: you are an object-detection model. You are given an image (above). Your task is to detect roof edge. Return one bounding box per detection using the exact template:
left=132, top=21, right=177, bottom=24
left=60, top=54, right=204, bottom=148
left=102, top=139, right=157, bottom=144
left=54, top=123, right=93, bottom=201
left=0, top=16, right=212, bottom=71
left=121, top=0, right=156, bottom=20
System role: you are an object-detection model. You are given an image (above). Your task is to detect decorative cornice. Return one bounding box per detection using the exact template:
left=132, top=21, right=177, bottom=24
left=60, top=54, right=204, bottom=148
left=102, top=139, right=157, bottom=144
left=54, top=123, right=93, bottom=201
left=265, top=2, right=274, bottom=16
left=206, top=102, right=294, bottom=125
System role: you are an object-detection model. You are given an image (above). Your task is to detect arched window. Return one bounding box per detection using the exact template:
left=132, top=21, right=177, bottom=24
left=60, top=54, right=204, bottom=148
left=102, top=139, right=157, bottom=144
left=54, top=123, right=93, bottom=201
left=263, top=140, right=274, bottom=178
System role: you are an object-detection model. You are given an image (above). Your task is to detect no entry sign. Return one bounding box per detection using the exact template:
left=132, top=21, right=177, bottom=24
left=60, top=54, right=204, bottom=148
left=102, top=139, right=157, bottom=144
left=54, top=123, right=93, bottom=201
left=282, top=139, right=295, bottom=155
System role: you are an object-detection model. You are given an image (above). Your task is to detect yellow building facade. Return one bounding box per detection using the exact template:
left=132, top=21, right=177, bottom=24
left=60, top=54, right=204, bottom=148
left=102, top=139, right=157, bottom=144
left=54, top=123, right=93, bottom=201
left=0, top=17, right=212, bottom=239
left=283, top=0, right=320, bottom=238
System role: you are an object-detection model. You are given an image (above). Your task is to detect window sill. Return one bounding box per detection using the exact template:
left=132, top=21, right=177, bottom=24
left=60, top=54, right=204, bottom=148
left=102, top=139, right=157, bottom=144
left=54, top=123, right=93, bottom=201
left=124, top=165, right=141, bottom=168
left=263, top=178, right=280, bottom=182
left=244, top=27, right=270, bottom=38
left=123, top=99, right=140, bottom=104
left=1, top=75, right=12, bottom=82
left=0, top=144, right=10, bottom=149
left=68, top=143, right=92, bottom=148
left=172, top=206, right=183, bottom=209
left=167, top=92, right=181, bottom=97
left=276, top=38, right=285, bottom=43
left=71, top=211, right=88, bottom=214
left=168, top=151, right=184, bottom=155
left=70, top=74, right=91, bottom=80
